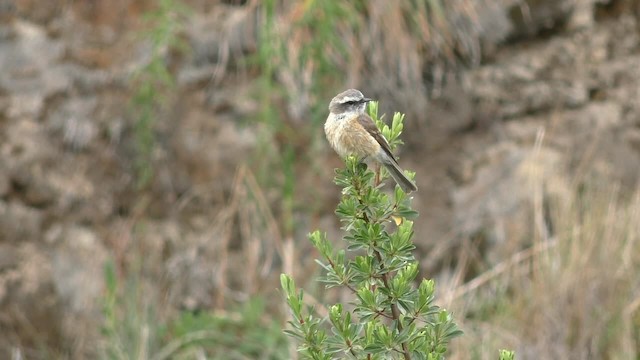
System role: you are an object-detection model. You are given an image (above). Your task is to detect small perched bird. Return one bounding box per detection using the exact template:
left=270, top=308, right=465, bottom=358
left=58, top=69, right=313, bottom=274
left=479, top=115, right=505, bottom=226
left=324, top=89, right=418, bottom=193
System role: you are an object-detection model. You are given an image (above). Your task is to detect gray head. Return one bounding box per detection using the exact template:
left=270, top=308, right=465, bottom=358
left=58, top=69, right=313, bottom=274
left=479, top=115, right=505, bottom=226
left=328, top=89, right=373, bottom=114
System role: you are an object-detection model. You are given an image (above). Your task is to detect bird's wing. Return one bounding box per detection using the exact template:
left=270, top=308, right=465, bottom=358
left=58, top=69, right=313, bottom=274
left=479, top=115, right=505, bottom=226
left=357, top=113, right=398, bottom=164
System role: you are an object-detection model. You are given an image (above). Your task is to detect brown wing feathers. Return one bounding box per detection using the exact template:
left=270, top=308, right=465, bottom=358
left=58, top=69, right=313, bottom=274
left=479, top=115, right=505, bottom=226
left=356, top=114, right=398, bottom=164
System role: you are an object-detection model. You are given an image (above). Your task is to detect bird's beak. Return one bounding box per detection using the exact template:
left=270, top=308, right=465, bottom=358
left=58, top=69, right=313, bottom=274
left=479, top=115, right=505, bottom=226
left=363, top=97, right=373, bottom=103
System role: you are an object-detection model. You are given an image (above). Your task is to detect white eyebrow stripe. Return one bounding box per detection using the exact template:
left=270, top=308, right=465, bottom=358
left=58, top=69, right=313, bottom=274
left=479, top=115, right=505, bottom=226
left=339, top=95, right=362, bottom=103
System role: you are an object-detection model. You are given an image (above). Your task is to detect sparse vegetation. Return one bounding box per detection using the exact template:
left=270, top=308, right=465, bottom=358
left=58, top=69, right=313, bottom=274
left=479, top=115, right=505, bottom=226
left=155, top=298, right=288, bottom=359
left=101, top=260, right=162, bottom=360
left=129, top=0, right=189, bottom=188
left=452, top=180, right=640, bottom=359
left=101, top=260, right=287, bottom=360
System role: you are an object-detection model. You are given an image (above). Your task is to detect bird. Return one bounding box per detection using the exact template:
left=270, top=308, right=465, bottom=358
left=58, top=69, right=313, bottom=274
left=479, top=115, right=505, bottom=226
left=324, top=89, right=418, bottom=193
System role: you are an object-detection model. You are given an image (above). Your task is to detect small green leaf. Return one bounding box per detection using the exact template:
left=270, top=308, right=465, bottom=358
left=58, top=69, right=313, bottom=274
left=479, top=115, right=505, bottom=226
left=499, top=349, right=516, bottom=360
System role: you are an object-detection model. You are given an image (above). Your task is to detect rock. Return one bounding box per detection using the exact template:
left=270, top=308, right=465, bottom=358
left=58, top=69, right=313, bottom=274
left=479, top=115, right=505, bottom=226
left=575, top=102, right=622, bottom=129
left=1, top=118, right=53, bottom=167
left=45, top=224, right=108, bottom=357
left=561, top=103, right=639, bottom=189
left=63, top=63, right=123, bottom=93
left=473, top=1, right=513, bottom=45
left=608, top=15, right=640, bottom=57
left=10, top=165, right=57, bottom=207
left=0, top=0, right=16, bottom=23
left=2, top=130, right=96, bottom=211
left=0, top=0, right=16, bottom=40
left=0, top=243, right=19, bottom=270
left=507, top=0, right=576, bottom=39
left=469, top=26, right=606, bottom=120
left=177, top=65, right=218, bottom=87
left=453, top=96, right=634, bottom=258
left=47, top=97, right=99, bottom=151
left=180, top=7, right=257, bottom=87
left=14, top=0, right=63, bottom=25
left=0, top=242, right=63, bottom=354
left=49, top=225, right=106, bottom=313
left=185, top=8, right=257, bottom=66
left=452, top=142, right=566, bottom=259
left=0, top=161, right=9, bottom=197
left=567, top=0, right=596, bottom=30
left=626, top=129, right=640, bottom=153
left=7, top=94, right=44, bottom=119
left=0, top=201, right=44, bottom=242
left=174, top=107, right=256, bottom=190
left=0, top=20, right=70, bottom=119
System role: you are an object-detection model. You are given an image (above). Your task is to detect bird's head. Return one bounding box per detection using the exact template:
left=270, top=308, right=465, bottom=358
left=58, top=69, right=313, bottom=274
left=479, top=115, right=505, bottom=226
left=328, top=89, right=373, bottom=115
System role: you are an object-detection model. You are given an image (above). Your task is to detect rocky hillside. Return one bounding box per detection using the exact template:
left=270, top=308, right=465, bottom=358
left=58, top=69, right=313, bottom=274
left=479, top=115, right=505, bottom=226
left=0, top=0, right=639, bottom=358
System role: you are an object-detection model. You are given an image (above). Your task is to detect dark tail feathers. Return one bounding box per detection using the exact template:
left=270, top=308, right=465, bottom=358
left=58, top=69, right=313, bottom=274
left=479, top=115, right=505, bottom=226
left=383, top=161, right=417, bottom=193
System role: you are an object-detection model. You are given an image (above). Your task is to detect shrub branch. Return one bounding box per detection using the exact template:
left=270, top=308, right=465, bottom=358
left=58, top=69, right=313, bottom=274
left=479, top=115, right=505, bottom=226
left=281, top=103, right=462, bottom=359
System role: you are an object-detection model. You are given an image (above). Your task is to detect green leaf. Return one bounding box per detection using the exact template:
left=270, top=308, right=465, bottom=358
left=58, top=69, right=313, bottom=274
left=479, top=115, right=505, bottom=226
left=499, top=349, right=516, bottom=360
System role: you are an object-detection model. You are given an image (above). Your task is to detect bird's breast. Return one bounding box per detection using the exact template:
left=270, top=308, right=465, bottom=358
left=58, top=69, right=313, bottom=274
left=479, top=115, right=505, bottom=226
left=325, top=114, right=380, bottom=159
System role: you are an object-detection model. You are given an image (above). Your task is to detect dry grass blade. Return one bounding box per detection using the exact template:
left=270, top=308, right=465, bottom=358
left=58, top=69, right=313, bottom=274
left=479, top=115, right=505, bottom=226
left=445, top=238, right=557, bottom=304
left=208, top=164, right=287, bottom=305
left=210, top=167, right=243, bottom=309
left=241, top=166, right=283, bottom=278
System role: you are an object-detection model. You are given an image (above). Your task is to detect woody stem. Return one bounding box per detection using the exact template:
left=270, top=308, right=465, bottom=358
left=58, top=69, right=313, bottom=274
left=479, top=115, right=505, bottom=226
left=371, top=165, right=411, bottom=359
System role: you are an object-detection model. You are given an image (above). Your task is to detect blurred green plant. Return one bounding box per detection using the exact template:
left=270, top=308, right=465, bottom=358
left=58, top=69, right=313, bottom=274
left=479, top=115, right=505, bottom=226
left=251, top=0, right=360, bottom=239
left=101, top=260, right=161, bottom=360
left=102, top=259, right=288, bottom=360
left=281, top=105, right=463, bottom=359
left=130, top=0, right=189, bottom=189
left=154, top=298, right=288, bottom=359
left=256, top=0, right=357, bottom=122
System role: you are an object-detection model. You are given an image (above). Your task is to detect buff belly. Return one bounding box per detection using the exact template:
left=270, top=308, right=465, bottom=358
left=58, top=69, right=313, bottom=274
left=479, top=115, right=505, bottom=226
left=325, top=115, right=380, bottom=159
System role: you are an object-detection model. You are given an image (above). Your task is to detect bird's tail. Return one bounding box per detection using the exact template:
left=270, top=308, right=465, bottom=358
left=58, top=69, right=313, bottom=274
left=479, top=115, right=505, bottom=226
left=382, top=160, right=418, bottom=193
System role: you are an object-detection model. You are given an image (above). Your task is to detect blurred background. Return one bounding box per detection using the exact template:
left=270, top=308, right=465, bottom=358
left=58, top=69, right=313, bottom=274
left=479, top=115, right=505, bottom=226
left=0, top=0, right=639, bottom=358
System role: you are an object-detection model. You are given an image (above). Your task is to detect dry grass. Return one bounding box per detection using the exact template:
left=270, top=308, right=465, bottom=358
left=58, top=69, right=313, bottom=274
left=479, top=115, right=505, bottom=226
left=177, top=164, right=287, bottom=309
left=443, top=135, right=640, bottom=359
left=242, top=0, right=503, bottom=125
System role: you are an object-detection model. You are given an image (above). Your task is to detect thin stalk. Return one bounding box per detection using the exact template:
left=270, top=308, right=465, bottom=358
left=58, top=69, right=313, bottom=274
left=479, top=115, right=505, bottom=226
left=368, top=167, right=412, bottom=360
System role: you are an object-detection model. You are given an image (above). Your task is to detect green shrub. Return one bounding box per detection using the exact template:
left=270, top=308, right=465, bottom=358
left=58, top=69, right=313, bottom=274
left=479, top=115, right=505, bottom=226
left=281, top=104, right=464, bottom=359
